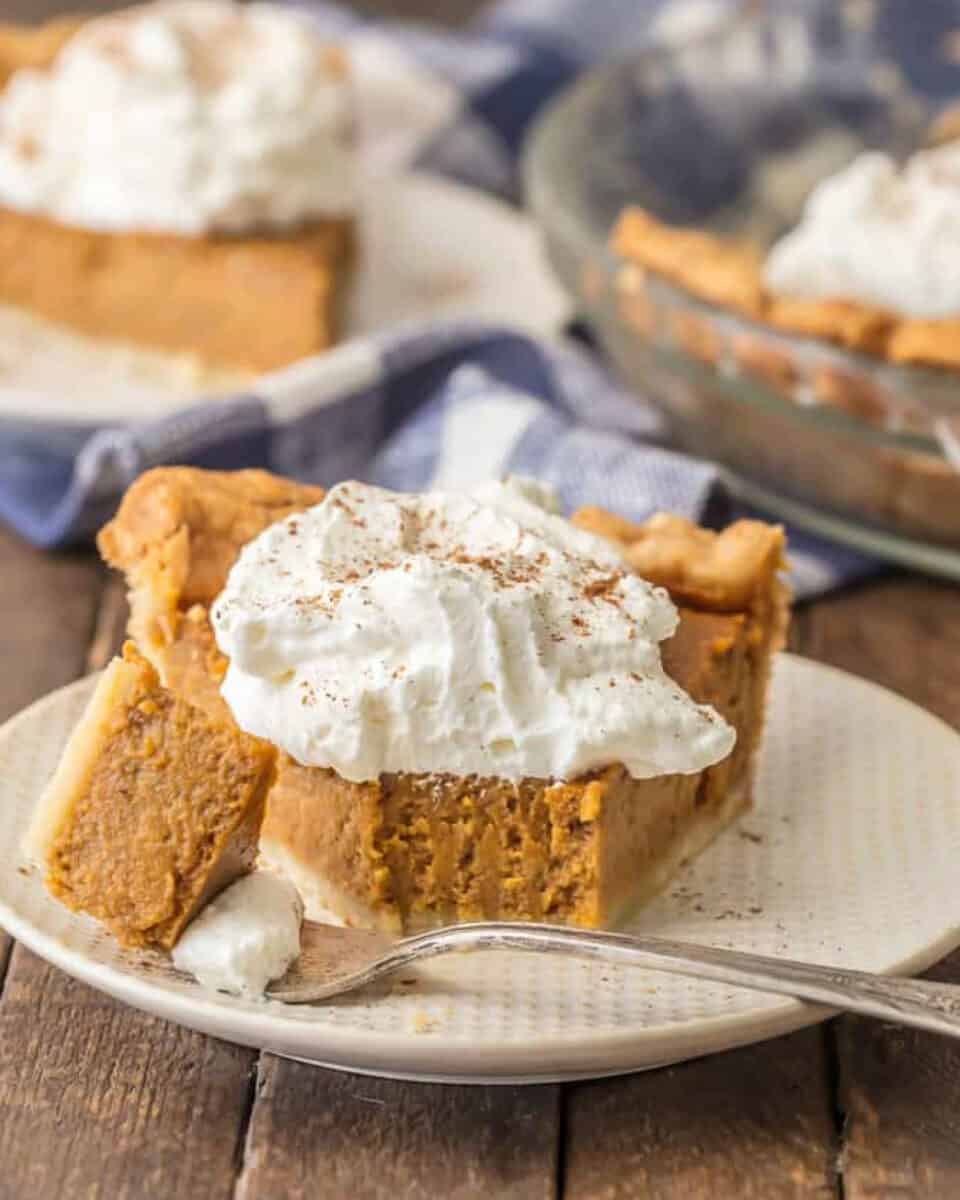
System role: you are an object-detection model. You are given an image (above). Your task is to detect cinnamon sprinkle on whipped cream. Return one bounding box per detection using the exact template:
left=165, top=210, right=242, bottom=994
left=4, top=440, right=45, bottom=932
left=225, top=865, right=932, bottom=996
left=211, top=479, right=735, bottom=783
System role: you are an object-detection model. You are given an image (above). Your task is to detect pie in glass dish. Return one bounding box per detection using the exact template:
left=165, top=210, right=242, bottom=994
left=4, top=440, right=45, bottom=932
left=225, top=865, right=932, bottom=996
left=605, top=137, right=960, bottom=551
left=611, top=182, right=960, bottom=374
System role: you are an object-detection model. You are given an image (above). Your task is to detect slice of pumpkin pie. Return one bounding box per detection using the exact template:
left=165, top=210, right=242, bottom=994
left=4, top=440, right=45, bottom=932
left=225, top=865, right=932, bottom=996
left=0, top=2, right=354, bottom=378
left=92, top=467, right=788, bottom=935
left=25, top=643, right=275, bottom=949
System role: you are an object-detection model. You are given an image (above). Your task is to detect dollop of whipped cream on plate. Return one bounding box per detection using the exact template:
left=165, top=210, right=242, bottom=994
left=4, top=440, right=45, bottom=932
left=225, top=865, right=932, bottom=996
left=764, top=143, right=960, bottom=319
left=0, top=0, right=354, bottom=235
left=172, top=872, right=303, bottom=998
left=211, top=479, right=734, bottom=784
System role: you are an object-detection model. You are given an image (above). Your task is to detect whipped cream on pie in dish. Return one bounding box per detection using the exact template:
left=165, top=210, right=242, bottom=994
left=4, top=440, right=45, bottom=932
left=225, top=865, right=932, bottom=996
left=211, top=479, right=735, bottom=784
left=764, top=143, right=960, bottom=320
left=0, top=0, right=354, bottom=234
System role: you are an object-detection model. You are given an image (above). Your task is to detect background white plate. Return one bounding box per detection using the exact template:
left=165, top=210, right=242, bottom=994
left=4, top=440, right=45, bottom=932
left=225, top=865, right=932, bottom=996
left=1, top=654, right=959, bottom=1084
left=0, top=172, right=570, bottom=427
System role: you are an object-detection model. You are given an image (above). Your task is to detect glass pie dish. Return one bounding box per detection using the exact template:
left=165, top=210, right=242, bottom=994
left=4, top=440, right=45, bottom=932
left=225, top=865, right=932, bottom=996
left=524, top=0, right=960, bottom=578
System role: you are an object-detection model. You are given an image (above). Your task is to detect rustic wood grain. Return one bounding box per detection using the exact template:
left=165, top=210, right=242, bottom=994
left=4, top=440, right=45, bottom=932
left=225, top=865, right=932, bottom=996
left=563, top=1029, right=838, bottom=1199
left=236, top=1055, right=560, bottom=1200
left=0, top=945, right=256, bottom=1200
left=0, top=525, right=101, bottom=724
left=797, top=578, right=960, bottom=1199
left=798, top=576, right=960, bottom=727
left=833, top=955, right=960, bottom=1200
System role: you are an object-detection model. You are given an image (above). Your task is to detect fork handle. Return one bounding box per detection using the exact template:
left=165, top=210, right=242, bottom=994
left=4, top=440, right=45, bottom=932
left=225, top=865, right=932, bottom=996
left=392, top=923, right=960, bottom=1038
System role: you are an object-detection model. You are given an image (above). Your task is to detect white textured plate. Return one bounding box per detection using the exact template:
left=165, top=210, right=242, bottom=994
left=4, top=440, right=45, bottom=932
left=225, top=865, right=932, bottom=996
left=1, top=654, right=959, bottom=1084
left=0, top=172, right=570, bottom=427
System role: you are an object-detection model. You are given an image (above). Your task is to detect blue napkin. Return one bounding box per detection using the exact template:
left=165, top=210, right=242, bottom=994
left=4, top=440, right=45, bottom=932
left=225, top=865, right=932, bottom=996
left=0, top=0, right=906, bottom=596
left=0, top=320, right=874, bottom=598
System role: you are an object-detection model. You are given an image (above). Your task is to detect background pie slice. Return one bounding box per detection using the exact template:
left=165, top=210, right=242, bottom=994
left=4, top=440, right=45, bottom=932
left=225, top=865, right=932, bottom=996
left=0, top=16, right=354, bottom=377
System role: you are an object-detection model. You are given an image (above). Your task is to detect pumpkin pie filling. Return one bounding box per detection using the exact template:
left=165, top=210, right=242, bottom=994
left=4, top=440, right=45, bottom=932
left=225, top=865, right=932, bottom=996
left=84, top=468, right=788, bottom=940
left=258, top=599, right=759, bottom=933
left=26, top=642, right=275, bottom=949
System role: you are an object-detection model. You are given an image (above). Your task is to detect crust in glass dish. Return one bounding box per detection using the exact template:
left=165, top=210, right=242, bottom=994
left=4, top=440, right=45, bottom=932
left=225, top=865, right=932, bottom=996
left=612, top=207, right=960, bottom=370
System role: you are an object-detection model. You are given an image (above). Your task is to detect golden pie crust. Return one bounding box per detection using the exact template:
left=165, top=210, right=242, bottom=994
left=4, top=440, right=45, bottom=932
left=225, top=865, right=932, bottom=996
left=612, top=207, right=960, bottom=370
left=94, top=467, right=789, bottom=934
left=0, top=18, right=353, bottom=375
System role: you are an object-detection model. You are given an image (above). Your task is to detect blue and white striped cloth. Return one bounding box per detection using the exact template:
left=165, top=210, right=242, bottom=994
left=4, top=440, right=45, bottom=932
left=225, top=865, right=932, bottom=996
left=6, top=0, right=940, bottom=596
left=1, top=319, right=875, bottom=598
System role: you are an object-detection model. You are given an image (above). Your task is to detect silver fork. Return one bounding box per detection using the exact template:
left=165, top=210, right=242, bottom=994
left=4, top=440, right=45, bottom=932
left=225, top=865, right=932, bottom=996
left=268, top=920, right=960, bottom=1038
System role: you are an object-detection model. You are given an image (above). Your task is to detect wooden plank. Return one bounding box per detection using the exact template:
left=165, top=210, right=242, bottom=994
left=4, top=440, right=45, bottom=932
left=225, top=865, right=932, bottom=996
left=834, top=953, right=960, bottom=1199
left=798, top=576, right=960, bottom=727
left=0, top=945, right=257, bottom=1200
left=799, top=577, right=960, bottom=1199
left=236, top=1055, right=560, bottom=1200
left=0, top=526, right=102, bottom=724
left=563, top=1030, right=838, bottom=1199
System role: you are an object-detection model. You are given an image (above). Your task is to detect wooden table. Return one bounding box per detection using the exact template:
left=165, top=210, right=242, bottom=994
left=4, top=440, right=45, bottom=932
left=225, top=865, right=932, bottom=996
left=4, top=2, right=960, bottom=1197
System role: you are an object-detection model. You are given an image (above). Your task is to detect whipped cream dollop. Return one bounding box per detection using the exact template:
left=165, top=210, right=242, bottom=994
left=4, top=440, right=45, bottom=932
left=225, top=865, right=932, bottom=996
left=0, top=0, right=353, bottom=234
left=211, top=479, right=734, bottom=784
left=764, top=144, right=960, bottom=319
left=172, top=873, right=303, bottom=997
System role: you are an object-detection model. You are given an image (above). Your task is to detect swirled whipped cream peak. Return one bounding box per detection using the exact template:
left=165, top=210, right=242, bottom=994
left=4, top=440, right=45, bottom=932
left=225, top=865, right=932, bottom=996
left=211, top=479, right=734, bottom=784
left=0, top=0, right=354, bottom=235
left=764, top=143, right=960, bottom=319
